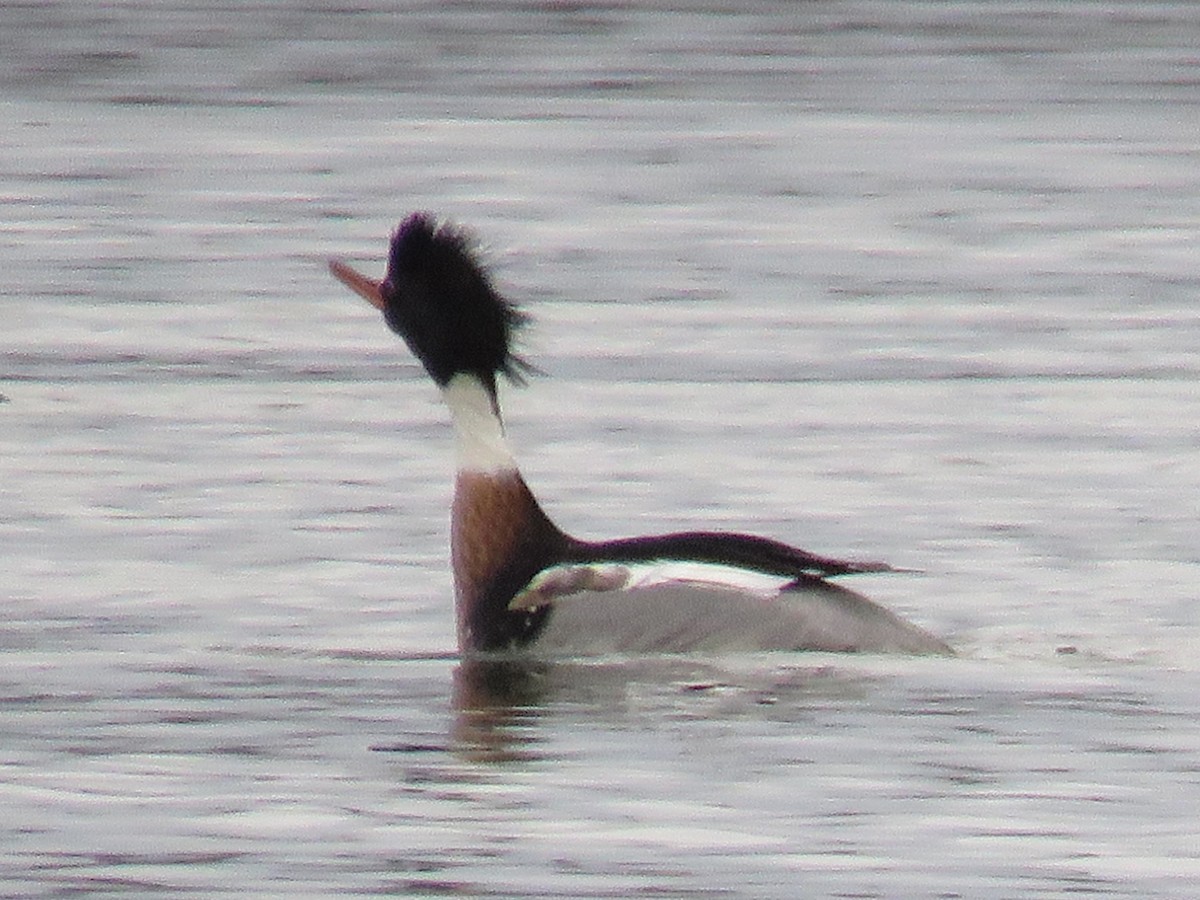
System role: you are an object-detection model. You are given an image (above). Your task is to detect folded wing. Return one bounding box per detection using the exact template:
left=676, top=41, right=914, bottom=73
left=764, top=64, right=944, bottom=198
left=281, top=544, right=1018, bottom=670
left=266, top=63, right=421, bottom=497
left=511, top=561, right=951, bottom=656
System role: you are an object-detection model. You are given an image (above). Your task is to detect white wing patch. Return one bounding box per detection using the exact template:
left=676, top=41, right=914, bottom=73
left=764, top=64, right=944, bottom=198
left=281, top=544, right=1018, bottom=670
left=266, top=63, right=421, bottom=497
left=509, top=561, right=790, bottom=612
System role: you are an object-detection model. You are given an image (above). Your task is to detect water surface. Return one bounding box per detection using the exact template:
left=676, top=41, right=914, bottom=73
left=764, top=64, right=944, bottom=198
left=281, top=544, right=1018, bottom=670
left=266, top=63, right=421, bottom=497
left=3, top=2, right=1200, bottom=897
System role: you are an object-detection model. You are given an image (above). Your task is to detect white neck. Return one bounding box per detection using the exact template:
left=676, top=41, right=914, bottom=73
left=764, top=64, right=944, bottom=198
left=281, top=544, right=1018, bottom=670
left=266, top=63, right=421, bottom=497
left=441, top=373, right=518, bottom=474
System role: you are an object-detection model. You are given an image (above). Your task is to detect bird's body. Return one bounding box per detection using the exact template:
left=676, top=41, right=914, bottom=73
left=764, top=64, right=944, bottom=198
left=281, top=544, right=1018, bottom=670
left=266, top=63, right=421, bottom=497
left=330, top=213, right=951, bottom=657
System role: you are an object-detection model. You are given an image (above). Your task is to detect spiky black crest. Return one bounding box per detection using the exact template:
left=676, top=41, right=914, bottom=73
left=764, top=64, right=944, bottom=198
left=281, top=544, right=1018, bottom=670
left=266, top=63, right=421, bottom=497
left=381, top=212, right=530, bottom=390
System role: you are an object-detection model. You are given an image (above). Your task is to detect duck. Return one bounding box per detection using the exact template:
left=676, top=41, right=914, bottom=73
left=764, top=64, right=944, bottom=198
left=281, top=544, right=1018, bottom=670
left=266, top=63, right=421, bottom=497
left=329, top=212, right=951, bottom=657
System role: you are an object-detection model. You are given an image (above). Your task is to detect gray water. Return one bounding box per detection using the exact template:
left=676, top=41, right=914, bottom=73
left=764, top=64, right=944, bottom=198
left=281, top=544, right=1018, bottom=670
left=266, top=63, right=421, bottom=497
left=3, top=2, right=1200, bottom=897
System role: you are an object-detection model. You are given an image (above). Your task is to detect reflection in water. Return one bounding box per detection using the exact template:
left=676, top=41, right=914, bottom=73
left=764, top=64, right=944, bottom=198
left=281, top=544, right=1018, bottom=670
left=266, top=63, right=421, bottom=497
left=450, top=658, right=553, bottom=763
left=446, top=654, right=886, bottom=763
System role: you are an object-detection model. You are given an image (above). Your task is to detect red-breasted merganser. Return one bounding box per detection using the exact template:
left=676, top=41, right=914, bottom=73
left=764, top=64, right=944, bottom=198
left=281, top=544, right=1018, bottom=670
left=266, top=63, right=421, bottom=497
left=330, top=213, right=951, bottom=657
